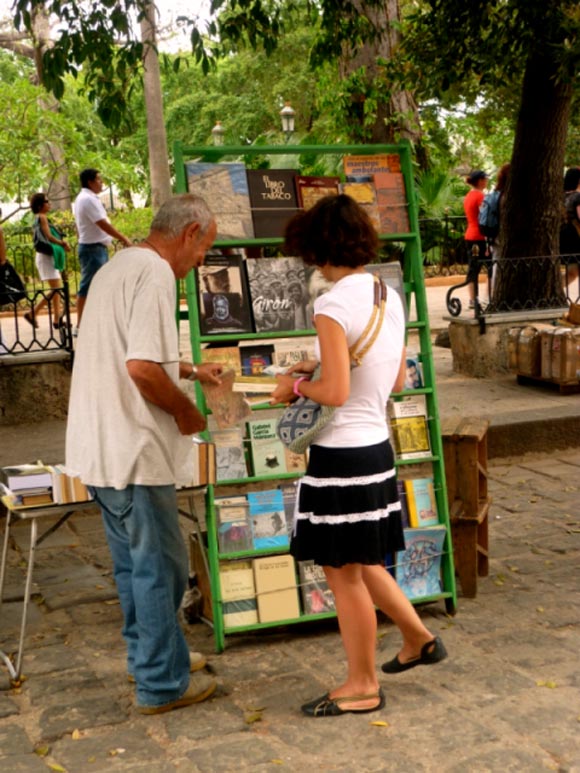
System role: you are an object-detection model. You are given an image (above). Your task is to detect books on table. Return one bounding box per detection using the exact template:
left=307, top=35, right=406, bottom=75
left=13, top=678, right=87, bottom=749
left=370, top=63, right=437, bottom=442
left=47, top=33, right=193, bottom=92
left=253, top=554, right=300, bottom=623
left=396, top=525, right=446, bottom=600
left=245, top=257, right=310, bottom=333
left=1, top=464, right=52, bottom=492
left=388, top=395, right=431, bottom=460
left=219, top=560, right=258, bottom=628
left=196, top=253, right=253, bottom=336
left=246, top=169, right=300, bottom=239
left=343, top=153, right=402, bottom=179
left=247, top=488, right=289, bottom=550
left=186, top=162, right=254, bottom=240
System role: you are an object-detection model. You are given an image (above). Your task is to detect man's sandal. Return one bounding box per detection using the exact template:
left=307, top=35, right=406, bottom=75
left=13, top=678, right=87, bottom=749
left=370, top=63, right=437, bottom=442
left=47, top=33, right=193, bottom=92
left=301, top=688, right=385, bottom=717
left=381, top=636, right=447, bottom=674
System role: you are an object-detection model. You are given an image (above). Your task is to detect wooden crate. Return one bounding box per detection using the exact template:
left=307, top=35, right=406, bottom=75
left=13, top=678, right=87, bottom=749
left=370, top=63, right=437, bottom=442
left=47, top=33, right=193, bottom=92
left=441, top=417, right=490, bottom=598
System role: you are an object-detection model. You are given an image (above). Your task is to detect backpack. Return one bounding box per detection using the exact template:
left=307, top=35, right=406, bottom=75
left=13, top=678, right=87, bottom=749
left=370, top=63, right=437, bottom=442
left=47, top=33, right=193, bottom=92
left=0, top=261, right=27, bottom=306
left=478, top=190, right=501, bottom=239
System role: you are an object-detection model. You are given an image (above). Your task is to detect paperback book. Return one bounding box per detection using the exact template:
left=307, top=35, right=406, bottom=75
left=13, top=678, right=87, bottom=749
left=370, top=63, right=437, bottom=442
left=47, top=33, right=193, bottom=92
left=245, top=257, right=310, bottom=332
left=246, top=168, right=300, bottom=238
left=373, top=172, right=410, bottom=234
left=343, top=153, right=401, bottom=179
left=247, top=488, right=289, bottom=550
left=405, top=353, right=424, bottom=390
left=196, top=254, right=253, bottom=335
left=201, top=345, right=242, bottom=377
left=395, top=525, right=447, bottom=600
left=298, top=560, right=336, bottom=615
left=247, top=417, right=287, bottom=477
left=216, top=495, right=253, bottom=555
left=295, top=175, right=340, bottom=210
left=388, top=395, right=431, bottom=460
left=201, top=369, right=252, bottom=429
left=186, top=162, right=254, bottom=240
left=340, top=181, right=381, bottom=232
left=396, top=480, right=410, bottom=529
left=279, top=481, right=298, bottom=540
left=272, top=337, right=316, bottom=369
left=212, top=426, right=248, bottom=482
left=219, top=560, right=258, bottom=628
left=365, top=262, right=408, bottom=324
left=253, top=554, right=300, bottom=623
left=404, top=477, right=439, bottom=528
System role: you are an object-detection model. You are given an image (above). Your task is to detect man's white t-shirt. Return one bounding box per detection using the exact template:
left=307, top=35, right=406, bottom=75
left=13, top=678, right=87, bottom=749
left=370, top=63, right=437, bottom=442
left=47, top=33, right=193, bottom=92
left=73, top=188, right=113, bottom=245
left=66, top=247, right=182, bottom=489
left=312, top=271, right=405, bottom=448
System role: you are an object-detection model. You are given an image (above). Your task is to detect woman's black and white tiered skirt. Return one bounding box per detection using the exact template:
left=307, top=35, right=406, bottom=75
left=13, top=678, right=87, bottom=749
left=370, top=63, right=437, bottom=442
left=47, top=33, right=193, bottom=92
left=290, top=439, right=405, bottom=568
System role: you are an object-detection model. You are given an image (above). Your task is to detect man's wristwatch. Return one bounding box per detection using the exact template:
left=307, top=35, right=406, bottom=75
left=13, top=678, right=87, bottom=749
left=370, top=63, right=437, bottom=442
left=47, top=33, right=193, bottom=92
left=187, top=365, right=198, bottom=381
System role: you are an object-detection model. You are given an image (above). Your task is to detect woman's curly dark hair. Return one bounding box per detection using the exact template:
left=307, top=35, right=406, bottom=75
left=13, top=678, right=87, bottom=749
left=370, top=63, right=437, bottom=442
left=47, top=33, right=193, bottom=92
left=30, top=192, right=48, bottom=214
left=284, top=194, right=379, bottom=267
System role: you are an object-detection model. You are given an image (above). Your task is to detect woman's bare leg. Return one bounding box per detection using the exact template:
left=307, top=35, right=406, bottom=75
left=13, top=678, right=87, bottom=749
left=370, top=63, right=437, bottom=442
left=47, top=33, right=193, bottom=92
left=322, top=564, right=380, bottom=710
left=361, top=564, right=435, bottom=663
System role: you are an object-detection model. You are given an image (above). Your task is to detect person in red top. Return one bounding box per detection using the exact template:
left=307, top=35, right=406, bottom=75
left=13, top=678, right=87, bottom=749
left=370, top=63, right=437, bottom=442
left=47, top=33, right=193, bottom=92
left=463, top=170, right=489, bottom=308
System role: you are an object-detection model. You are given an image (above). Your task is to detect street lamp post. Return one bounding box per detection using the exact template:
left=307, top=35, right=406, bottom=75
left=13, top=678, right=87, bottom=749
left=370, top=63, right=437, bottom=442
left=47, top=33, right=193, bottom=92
left=211, top=121, right=225, bottom=146
left=279, top=102, right=296, bottom=143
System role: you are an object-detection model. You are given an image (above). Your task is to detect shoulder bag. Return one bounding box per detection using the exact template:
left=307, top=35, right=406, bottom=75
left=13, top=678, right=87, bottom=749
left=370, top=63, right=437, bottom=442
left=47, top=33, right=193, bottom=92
left=33, top=217, right=54, bottom=256
left=276, top=275, right=387, bottom=454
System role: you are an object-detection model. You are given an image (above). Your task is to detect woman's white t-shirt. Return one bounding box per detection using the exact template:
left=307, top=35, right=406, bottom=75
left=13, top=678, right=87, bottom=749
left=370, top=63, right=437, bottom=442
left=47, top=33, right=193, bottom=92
left=312, top=271, right=405, bottom=448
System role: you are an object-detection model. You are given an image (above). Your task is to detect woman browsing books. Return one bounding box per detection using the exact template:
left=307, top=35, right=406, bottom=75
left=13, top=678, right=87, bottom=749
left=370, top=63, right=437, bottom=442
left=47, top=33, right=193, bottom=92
left=270, top=194, right=447, bottom=718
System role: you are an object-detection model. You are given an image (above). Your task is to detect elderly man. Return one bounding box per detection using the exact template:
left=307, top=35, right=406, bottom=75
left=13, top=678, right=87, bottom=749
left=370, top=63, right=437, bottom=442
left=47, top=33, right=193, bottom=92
left=66, top=194, right=222, bottom=714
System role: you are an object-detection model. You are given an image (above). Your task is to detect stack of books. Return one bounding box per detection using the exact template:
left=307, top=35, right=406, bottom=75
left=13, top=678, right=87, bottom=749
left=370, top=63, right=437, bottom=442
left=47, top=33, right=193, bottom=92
left=1, top=464, right=53, bottom=506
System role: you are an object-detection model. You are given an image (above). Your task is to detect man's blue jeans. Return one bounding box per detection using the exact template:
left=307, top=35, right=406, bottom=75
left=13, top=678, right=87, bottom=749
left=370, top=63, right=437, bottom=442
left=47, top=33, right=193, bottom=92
left=90, top=484, right=190, bottom=707
left=77, top=242, right=108, bottom=297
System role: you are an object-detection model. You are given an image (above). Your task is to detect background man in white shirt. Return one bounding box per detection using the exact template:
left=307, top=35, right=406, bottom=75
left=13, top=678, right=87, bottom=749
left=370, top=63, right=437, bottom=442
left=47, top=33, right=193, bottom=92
left=66, top=194, right=222, bottom=714
left=73, top=168, right=131, bottom=328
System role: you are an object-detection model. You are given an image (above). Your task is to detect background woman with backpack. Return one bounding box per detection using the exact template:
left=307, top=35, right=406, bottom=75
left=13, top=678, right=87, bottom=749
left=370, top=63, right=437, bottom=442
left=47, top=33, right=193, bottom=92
left=481, top=163, right=511, bottom=292
left=463, top=170, right=489, bottom=309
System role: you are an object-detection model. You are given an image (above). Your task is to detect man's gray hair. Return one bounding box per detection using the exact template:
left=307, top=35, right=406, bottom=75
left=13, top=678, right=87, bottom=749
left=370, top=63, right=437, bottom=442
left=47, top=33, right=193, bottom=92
left=151, top=194, right=214, bottom=238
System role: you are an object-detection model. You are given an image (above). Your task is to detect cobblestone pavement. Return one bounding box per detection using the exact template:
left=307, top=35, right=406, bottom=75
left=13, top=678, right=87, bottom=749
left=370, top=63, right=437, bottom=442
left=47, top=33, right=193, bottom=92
left=1, top=449, right=579, bottom=772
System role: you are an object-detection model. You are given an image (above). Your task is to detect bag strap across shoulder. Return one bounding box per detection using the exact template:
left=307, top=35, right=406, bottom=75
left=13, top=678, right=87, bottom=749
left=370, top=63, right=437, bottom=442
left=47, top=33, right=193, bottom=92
left=348, top=275, right=387, bottom=367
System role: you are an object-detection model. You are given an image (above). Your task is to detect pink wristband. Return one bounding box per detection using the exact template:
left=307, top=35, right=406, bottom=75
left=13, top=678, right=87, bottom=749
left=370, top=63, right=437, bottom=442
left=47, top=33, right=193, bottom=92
left=293, top=376, right=308, bottom=397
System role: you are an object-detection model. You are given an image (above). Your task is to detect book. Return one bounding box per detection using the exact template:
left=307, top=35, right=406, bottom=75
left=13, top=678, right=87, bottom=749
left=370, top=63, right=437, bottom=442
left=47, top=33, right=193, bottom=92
left=219, top=560, right=258, bottom=628
left=1, top=464, right=53, bottom=492
left=236, top=342, right=278, bottom=396
left=246, top=168, right=300, bottom=238
left=176, top=439, right=216, bottom=488
left=201, top=369, right=252, bottom=429
left=284, top=448, right=306, bottom=474
left=50, top=464, right=72, bottom=504
left=365, top=262, right=408, bottom=324
left=373, top=172, right=410, bottom=234
left=395, top=526, right=447, bottom=600
left=343, top=153, right=401, bottom=179
left=272, top=337, right=316, bottom=369
left=295, top=175, right=340, bottom=210
left=297, top=560, right=336, bottom=615
left=305, top=265, right=335, bottom=326
left=69, top=475, right=91, bottom=503
left=201, top=345, right=242, bottom=377
left=388, top=395, right=431, bottom=460
left=215, top=495, right=253, bottom=555
left=19, top=492, right=54, bottom=506
left=196, top=254, right=253, bottom=335
left=396, top=480, right=410, bottom=529
left=404, top=477, right=439, bottom=528
left=212, top=426, right=248, bottom=481
left=404, top=353, right=423, bottom=390
left=245, top=257, right=310, bottom=332
left=279, top=481, right=298, bottom=539
left=253, top=554, right=300, bottom=623
left=247, top=417, right=287, bottom=478
left=247, top=488, right=289, bottom=550
left=186, top=162, right=254, bottom=240
left=339, top=181, right=381, bottom=232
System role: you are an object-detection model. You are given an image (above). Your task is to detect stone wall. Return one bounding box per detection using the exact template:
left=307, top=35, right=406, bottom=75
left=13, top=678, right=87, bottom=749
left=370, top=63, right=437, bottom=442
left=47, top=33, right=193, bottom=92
left=0, top=361, right=71, bottom=424
left=448, top=319, right=512, bottom=377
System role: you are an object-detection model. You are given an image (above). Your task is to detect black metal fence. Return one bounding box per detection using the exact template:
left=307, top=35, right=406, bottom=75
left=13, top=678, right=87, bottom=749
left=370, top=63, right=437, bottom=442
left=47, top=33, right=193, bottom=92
left=446, top=253, right=579, bottom=321
left=0, top=284, right=74, bottom=357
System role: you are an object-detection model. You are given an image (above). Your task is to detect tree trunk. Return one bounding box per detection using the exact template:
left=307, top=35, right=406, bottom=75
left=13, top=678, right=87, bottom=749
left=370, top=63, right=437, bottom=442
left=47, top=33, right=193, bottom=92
left=340, top=0, right=423, bottom=153
left=140, top=1, right=172, bottom=212
left=32, top=6, right=71, bottom=210
left=493, top=48, right=573, bottom=309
